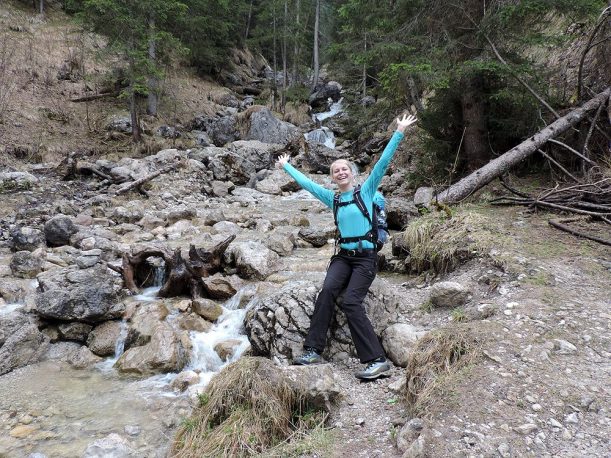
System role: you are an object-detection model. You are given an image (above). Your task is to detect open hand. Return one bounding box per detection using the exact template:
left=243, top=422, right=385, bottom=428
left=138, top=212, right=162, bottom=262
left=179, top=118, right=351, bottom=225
left=396, top=114, right=417, bottom=133
left=276, top=153, right=290, bottom=168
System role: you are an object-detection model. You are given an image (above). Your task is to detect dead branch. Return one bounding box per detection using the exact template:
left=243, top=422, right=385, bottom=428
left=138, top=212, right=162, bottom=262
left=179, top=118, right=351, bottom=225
left=582, top=101, right=605, bottom=172
left=577, top=7, right=611, bottom=101
left=437, top=87, right=611, bottom=203
left=114, top=160, right=182, bottom=196
left=70, top=92, right=119, bottom=103
left=537, top=149, right=580, bottom=183
left=547, top=139, right=597, bottom=166
left=549, top=218, right=611, bottom=246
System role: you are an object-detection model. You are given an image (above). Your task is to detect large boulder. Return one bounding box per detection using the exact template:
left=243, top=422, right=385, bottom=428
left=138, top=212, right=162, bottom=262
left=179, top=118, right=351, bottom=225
left=385, top=197, right=419, bottom=230
left=245, top=108, right=299, bottom=145
left=35, top=265, right=124, bottom=322
left=429, top=281, right=471, bottom=308
left=300, top=142, right=350, bottom=174
left=44, top=215, right=79, bottom=247
left=229, top=140, right=284, bottom=172
left=309, top=81, right=342, bottom=109
left=279, top=364, right=342, bottom=411
left=0, top=171, right=38, bottom=192
left=9, top=226, right=46, bottom=252
left=255, top=169, right=300, bottom=195
left=10, top=250, right=45, bottom=279
left=0, top=312, right=49, bottom=375
left=229, top=241, right=280, bottom=280
left=244, top=277, right=412, bottom=363
left=87, top=320, right=123, bottom=357
left=114, top=322, right=190, bottom=375
left=207, top=151, right=256, bottom=185
left=381, top=323, right=425, bottom=367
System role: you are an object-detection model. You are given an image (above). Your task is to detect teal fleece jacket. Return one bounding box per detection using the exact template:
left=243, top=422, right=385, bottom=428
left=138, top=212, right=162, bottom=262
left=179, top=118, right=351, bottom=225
left=283, top=131, right=404, bottom=250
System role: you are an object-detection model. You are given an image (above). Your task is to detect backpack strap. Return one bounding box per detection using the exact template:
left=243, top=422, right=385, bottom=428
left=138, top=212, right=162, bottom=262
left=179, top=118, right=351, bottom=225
left=334, top=185, right=378, bottom=248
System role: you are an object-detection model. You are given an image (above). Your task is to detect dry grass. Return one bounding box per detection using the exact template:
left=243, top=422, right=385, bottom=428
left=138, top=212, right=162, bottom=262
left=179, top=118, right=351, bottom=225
left=172, top=357, right=326, bottom=457
left=404, top=324, right=481, bottom=416
left=397, top=210, right=495, bottom=274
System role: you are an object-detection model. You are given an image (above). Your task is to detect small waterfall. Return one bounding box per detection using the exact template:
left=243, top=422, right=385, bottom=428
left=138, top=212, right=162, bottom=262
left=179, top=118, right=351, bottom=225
left=188, top=286, right=257, bottom=378
left=304, top=127, right=336, bottom=148
left=153, top=264, right=165, bottom=287
left=0, top=279, right=38, bottom=315
left=313, top=97, right=343, bottom=122
left=114, top=320, right=129, bottom=359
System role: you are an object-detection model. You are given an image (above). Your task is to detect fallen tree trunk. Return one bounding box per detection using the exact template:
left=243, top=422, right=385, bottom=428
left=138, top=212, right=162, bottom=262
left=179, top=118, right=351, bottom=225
left=437, top=87, right=611, bottom=204
left=114, top=160, right=182, bottom=196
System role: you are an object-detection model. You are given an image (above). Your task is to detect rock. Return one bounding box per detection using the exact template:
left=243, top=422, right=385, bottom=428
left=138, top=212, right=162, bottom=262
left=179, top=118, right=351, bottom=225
left=210, top=180, right=233, bottom=197
left=112, top=206, right=144, bottom=224
left=0, top=171, right=38, bottom=191
left=106, top=116, right=132, bottom=133
left=429, top=281, right=470, bottom=308
left=177, top=313, right=212, bottom=332
left=255, top=170, right=300, bottom=195
left=44, top=215, right=79, bottom=247
left=413, top=187, right=434, bottom=208
left=207, top=151, right=256, bottom=185
left=10, top=226, right=46, bottom=252
left=212, top=220, right=241, bottom=236
left=115, top=322, right=190, bottom=375
left=382, top=323, right=425, bottom=367
left=10, top=424, right=37, bottom=438
left=208, top=114, right=239, bottom=146
left=125, top=302, right=169, bottom=348
left=124, top=425, right=141, bottom=436
left=279, top=363, right=342, bottom=412
left=82, top=433, right=134, bottom=458
left=171, top=370, right=200, bottom=391
left=58, top=322, right=93, bottom=342
left=309, top=81, right=342, bottom=108
left=403, top=434, right=427, bottom=458
left=302, top=143, right=350, bottom=174
left=230, top=241, right=280, bottom=280
left=229, top=140, right=283, bottom=171
left=265, top=232, right=294, bottom=256
left=515, top=423, right=538, bottom=434
left=156, top=125, right=180, bottom=138
left=68, top=345, right=103, bottom=369
left=397, top=418, right=424, bottom=453
left=192, top=298, right=224, bottom=321
left=245, top=107, right=299, bottom=145
left=214, top=339, right=243, bottom=361
left=298, top=225, right=336, bottom=247
left=245, top=278, right=407, bottom=362
left=385, top=197, right=419, bottom=230
left=35, top=265, right=123, bottom=322
left=87, top=320, right=122, bottom=356
left=0, top=313, right=49, bottom=375
left=202, top=274, right=241, bottom=300
left=553, top=339, right=577, bottom=354
left=10, top=250, right=45, bottom=278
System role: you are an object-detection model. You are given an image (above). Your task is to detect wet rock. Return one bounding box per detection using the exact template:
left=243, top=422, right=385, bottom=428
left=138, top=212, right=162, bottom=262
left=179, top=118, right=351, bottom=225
left=382, top=323, right=425, bottom=367
left=0, top=313, right=49, bottom=375
left=298, top=225, right=335, bottom=247
left=35, top=265, right=123, bottom=323
left=115, top=322, right=190, bottom=375
left=58, top=322, right=93, bottom=342
left=83, top=433, right=134, bottom=458
left=10, top=249, right=45, bottom=278
left=202, top=274, right=241, bottom=300
left=230, top=240, right=280, bottom=280
left=68, top=345, right=103, bottom=369
left=171, top=370, right=200, bottom=391
left=429, top=281, right=471, bottom=308
left=125, top=302, right=169, bottom=348
left=245, top=108, right=299, bottom=145
left=192, top=298, right=223, bottom=321
left=177, top=313, right=212, bottom=332
left=214, top=339, right=243, bottom=361
left=10, top=226, right=46, bottom=252
left=44, top=215, right=79, bottom=247
left=309, top=81, right=342, bottom=108
left=87, top=320, right=122, bottom=357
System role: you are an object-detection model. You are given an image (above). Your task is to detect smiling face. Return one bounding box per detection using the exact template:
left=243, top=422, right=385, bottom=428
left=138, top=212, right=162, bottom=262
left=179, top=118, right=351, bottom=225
left=330, top=159, right=355, bottom=191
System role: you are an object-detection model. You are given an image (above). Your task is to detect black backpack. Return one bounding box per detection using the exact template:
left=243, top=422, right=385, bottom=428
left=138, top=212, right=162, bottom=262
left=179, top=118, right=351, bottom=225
left=332, top=185, right=390, bottom=251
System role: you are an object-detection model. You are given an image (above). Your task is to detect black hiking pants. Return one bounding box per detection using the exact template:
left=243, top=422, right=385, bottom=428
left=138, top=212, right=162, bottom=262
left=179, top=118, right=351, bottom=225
left=304, top=249, right=385, bottom=363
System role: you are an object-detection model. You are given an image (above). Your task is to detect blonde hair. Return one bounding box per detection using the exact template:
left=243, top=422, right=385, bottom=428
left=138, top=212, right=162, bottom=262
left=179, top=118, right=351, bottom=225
left=329, top=159, right=359, bottom=177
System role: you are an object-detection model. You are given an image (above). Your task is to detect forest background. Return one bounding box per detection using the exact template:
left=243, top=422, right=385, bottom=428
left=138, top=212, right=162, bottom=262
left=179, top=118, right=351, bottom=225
left=2, top=0, right=610, bottom=185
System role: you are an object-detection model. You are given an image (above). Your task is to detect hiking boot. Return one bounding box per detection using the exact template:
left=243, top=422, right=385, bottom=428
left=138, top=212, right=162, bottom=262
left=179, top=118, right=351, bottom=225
left=355, top=358, right=391, bottom=380
left=292, top=348, right=323, bottom=365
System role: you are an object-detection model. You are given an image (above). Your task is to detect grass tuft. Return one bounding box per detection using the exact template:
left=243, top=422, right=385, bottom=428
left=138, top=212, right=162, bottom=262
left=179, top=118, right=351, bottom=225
left=398, top=210, right=495, bottom=274
left=171, top=357, right=328, bottom=457
left=404, top=324, right=480, bottom=416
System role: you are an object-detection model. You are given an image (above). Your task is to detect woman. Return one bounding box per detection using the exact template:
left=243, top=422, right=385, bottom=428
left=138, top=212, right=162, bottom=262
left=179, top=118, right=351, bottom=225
left=277, top=114, right=417, bottom=380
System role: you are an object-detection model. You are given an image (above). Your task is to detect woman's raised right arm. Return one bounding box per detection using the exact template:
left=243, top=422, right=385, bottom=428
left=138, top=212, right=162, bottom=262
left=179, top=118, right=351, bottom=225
left=276, top=154, right=334, bottom=207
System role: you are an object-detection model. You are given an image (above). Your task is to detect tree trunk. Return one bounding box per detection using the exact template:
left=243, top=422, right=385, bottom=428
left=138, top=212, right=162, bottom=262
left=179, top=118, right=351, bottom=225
left=437, top=87, right=611, bottom=204
left=39, top=0, right=44, bottom=14
left=272, top=9, right=278, bottom=111
left=129, top=85, right=141, bottom=143
left=460, top=73, right=488, bottom=170
left=291, top=0, right=300, bottom=86
left=147, top=17, right=158, bottom=117
left=362, top=33, right=367, bottom=98
left=311, top=0, right=320, bottom=92
left=244, top=0, right=254, bottom=41
left=281, top=0, right=288, bottom=111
